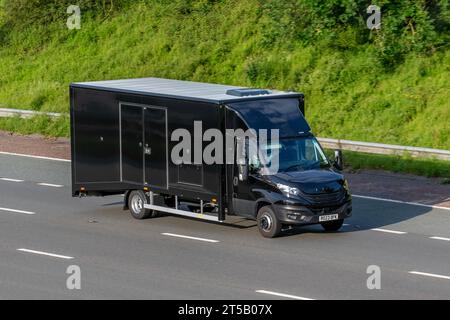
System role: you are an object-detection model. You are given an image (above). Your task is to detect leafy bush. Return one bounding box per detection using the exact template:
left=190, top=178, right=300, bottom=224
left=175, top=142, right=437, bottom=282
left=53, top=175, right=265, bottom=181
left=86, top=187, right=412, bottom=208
left=260, top=0, right=449, bottom=66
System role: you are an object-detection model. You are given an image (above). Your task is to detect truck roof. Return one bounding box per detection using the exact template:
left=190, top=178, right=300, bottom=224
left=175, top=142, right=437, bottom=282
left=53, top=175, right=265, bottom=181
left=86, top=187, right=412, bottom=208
left=71, top=77, right=303, bottom=104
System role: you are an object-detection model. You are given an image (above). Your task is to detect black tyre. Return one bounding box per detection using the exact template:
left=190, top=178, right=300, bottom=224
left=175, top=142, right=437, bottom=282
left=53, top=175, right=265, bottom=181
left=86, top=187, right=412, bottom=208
left=257, top=206, right=282, bottom=238
left=321, top=219, right=344, bottom=232
left=128, top=190, right=155, bottom=220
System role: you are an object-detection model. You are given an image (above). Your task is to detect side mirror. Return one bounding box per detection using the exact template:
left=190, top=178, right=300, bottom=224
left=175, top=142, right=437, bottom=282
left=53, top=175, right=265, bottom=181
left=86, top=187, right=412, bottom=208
left=238, top=163, right=248, bottom=181
left=249, top=163, right=260, bottom=175
left=237, top=139, right=249, bottom=181
left=334, top=150, right=343, bottom=170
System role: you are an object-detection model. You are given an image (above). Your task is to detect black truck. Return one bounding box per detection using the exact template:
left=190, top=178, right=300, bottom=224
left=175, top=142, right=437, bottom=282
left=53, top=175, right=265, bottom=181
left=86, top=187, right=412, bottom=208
left=70, top=77, right=352, bottom=238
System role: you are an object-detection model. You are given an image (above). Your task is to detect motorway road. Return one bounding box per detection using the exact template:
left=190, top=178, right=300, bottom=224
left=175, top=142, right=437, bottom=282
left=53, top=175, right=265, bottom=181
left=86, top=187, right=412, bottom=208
left=0, top=153, right=449, bottom=299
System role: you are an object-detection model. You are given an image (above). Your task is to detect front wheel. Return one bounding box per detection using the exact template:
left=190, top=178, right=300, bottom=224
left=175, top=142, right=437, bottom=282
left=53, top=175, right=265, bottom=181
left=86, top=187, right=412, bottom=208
left=128, top=190, right=157, bottom=220
left=257, top=206, right=282, bottom=238
left=321, top=219, right=344, bottom=232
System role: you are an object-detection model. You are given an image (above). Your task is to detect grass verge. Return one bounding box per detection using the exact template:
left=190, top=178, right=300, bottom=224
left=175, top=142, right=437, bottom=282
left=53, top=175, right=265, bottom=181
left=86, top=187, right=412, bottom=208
left=0, top=115, right=69, bottom=137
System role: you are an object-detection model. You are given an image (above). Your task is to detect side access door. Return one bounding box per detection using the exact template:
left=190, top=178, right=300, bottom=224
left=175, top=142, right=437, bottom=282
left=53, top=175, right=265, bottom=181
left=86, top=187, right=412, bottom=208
left=120, top=103, right=168, bottom=189
left=121, top=103, right=144, bottom=184
left=144, top=106, right=168, bottom=189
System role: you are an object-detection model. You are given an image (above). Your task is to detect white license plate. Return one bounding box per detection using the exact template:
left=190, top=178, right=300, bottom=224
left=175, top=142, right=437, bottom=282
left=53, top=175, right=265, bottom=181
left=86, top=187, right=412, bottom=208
left=319, top=214, right=339, bottom=222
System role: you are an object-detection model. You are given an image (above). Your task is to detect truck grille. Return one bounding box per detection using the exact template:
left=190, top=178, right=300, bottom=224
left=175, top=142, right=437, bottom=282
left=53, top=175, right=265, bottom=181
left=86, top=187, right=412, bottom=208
left=301, top=189, right=346, bottom=206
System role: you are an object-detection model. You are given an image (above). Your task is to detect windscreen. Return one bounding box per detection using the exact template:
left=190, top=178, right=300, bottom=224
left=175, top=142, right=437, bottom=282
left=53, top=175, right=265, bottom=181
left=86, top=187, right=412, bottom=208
left=227, top=98, right=310, bottom=138
left=261, top=136, right=330, bottom=172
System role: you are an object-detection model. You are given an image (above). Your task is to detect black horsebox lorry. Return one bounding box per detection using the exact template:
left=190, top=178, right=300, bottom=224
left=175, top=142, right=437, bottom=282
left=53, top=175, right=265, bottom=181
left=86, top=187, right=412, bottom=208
left=70, top=78, right=352, bottom=238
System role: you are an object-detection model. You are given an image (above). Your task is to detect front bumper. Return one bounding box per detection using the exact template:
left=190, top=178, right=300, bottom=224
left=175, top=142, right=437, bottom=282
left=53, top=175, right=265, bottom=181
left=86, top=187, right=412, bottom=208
left=273, top=200, right=352, bottom=225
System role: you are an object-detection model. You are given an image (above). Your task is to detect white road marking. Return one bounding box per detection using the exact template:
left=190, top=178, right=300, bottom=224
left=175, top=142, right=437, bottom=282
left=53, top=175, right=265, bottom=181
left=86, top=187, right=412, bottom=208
left=0, top=178, right=24, bottom=182
left=371, top=228, right=407, bottom=235
left=17, top=248, right=74, bottom=260
left=409, top=271, right=450, bottom=280
left=353, top=194, right=450, bottom=211
left=429, top=236, right=450, bottom=242
left=255, top=290, right=315, bottom=300
left=0, top=151, right=70, bottom=162
left=161, top=233, right=219, bottom=243
left=37, top=183, right=64, bottom=188
left=0, top=207, right=35, bottom=215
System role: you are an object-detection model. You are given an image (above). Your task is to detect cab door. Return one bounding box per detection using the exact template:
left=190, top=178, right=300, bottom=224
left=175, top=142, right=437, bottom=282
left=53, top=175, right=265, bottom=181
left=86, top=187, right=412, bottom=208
left=226, top=110, right=256, bottom=217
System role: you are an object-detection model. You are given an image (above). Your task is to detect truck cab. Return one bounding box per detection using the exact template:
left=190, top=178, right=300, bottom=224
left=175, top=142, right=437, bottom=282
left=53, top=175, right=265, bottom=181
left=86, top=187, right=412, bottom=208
left=225, top=96, right=352, bottom=237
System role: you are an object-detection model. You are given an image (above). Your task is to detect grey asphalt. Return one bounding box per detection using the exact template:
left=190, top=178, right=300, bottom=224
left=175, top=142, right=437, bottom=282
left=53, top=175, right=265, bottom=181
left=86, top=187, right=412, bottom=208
left=0, top=154, right=449, bottom=299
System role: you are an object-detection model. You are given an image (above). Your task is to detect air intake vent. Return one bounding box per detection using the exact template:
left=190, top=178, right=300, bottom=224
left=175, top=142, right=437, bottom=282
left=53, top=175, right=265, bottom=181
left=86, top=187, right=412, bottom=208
left=226, top=88, right=272, bottom=97
left=302, top=190, right=346, bottom=207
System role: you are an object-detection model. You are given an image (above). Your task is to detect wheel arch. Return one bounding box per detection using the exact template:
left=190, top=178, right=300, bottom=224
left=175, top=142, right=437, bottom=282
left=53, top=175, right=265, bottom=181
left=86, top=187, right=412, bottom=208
left=254, top=199, right=273, bottom=218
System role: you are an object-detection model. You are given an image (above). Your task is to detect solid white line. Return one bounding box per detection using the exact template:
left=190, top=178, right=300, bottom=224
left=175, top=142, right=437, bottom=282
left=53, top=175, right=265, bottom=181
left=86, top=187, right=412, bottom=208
left=0, top=151, right=70, bottom=162
left=255, top=290, right=315, bottom=300
left=353, top=194, right=450, bottom=211
left=371, top=228, right=407, bottom=235
left=161, top=233, right=219, bottom=243
left=17, top=248, right=74, bottom=260
left=430, top=236, right=450, bottom=242
left=37, top=183, right=64, bottom=188
left=409, top=271, right=450, bottom=280
left=0, top=207, right=35, bottom=215
left=0, top=178, right=24, bottom=182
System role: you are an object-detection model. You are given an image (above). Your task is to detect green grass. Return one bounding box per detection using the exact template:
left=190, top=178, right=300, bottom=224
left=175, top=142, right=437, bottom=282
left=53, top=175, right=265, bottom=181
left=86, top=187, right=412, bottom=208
left=0, top=115, right=69, bottom=137
left=337, top=150, right=450, bottom=179
left=0, top=0, right=448, bottom=150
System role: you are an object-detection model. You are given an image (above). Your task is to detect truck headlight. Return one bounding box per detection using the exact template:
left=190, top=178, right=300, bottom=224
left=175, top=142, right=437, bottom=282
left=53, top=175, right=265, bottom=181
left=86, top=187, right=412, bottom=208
left=276, top=183, right=300, bottom=196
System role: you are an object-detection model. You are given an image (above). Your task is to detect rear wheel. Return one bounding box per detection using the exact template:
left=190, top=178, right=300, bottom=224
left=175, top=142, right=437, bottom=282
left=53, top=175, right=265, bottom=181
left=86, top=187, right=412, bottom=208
left=257, top=206, right=282, bottom=238
left=128, top=190, right=156, bottom=219
left=321, top=219, right=344, bottom=232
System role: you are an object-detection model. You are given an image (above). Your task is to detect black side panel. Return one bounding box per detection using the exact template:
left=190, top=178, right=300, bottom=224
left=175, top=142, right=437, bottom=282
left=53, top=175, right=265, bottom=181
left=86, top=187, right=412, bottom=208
left=178, top=164, right=203, bottom=186
left=71, top=87, right=222, bottom=200
left=121, top=104, right=144, bottom=184
left=73, top=89, right=120, bottom=183
left=167, top=100, right=218, bottom=191
left=144, top=107, right=168, bottom=189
